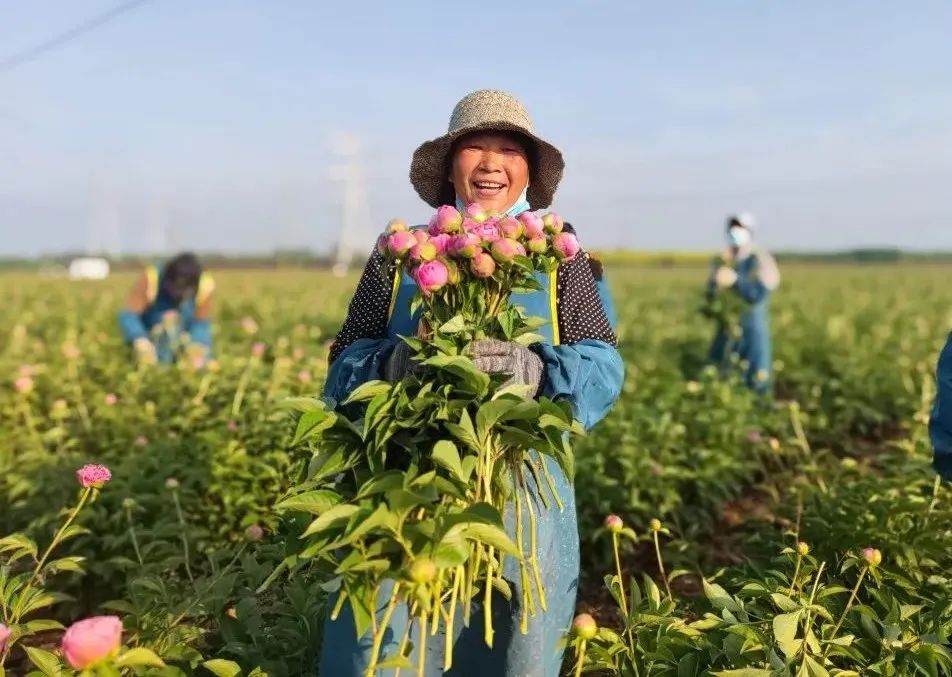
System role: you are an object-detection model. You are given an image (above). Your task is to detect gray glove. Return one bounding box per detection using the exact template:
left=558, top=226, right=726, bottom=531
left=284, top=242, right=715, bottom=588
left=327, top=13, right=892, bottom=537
left=383, top=341, right=423, bottom=382
left=468, top=339, right=544, bottom=396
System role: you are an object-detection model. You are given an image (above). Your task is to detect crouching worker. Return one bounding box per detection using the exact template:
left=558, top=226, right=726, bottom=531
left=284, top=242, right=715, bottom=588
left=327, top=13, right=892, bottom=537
left=118, top=252, right=215, bottom=365
left=931, top=332, right=952, bottom=481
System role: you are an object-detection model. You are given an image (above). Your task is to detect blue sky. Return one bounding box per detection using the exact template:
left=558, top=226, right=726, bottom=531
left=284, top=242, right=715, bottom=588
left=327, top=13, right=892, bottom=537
left=1, top=1, right=950, bottom=256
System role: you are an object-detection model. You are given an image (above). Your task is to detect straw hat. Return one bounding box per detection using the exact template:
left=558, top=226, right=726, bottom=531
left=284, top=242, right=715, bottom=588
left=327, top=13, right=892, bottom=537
left=410, top=89, right=564, bottom=209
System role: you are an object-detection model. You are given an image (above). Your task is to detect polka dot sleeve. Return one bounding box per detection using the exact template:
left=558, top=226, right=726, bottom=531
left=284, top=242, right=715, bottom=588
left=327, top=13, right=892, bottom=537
left=556, top=227, right=617, bottom=346
left=328, top=248, right=397, bottom=364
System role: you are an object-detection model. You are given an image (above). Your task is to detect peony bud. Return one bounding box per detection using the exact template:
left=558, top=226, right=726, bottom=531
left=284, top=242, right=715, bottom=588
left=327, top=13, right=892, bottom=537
left=443, top=258, right=461, bottom=285
left=542, top=212, right=564, bottom=234
left=226, top=607, right=238, bottom=619
left=241, top=317, right=259, bottom=335
left=526, top=236, right=548, bottom=254
left=429, top=233, right=452, bottom=256
left=552, top=232, right=580, bottom=261
left=245, top=524, right=264, bottom=542
left=121, top=498, right=137, bottom=511
left=386, top=230, right=416, bottom=257
left=62, top=342, right=81, bottom=360
left=0, top=623, right=10, bottom=653
left=375, top=233, right=389, bottom=256
left=61, top=616, right=122, bottom=669
left=796, top=542, right=810, bottom=556
left=14, top=375, right=33, bottom=394
left=497, top=216, right=524, bottom=240
left=572, top=613, right=597, bottom=640
left=464, top=203, right=489, bottom=223
left=104, top=393, right=118, bottom=406
left=490, top=238, right=525, bottom=264
left=465, top=219, right=501, bottom=244
left=429, top=205, right=463, bottom=235
left=518, top=211, right=545, bottom=238
left=449, top=233, right=481, bottom=259
left=165, top=477, right=179, bottom=490
left=387, top=218, right=408, bottom=233
left=227, top=419, right=238, bottom=432
left=76, top=464, right=111, bottom=489
left=604, top=514, right=624, bottom=533
left=413, top=260, right=450, bottom=294
left=292, top=348, right=305, bottom=361
left=251, top=342, right=266, bottom=359
left=470, top=251, right=497, bottom=278
left=862, top=547, right=882, bottom=568
left=649, top=518, right=662, bottom=533
left=298, top=369, right=312, bottom=384
left=409, top=558, right=437, bottom=584
left=409, top=241, right=438, bottom=262
left=746, top=430, right=763, bottom=443
left=135, top=435, right=148, bottom=448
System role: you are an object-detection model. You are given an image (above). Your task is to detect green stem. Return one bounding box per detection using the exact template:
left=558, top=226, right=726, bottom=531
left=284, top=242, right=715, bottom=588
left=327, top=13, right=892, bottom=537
left=523, top=477, right=547, bottom=612
left=574, top=640, right=588, bottom=677
left=788, top=553, right=803, bottom=596
left=125, top=506, right=144, bottom=566
left=231, top=362, right=254, bottom=416
left=416, top=609, right=428, bottom=677
left=653, top=531, right=673, bottom=600
left=443, top=567, right=463, bottom=671
left=798, top=561, right=826, bottom=665
left=484, top=545, right=496, bottom=648
left=171, top=489, right=194, bottom=583
left=364, top=583, right=401, bottom=677
left=821, top=566, right=869, bottom=660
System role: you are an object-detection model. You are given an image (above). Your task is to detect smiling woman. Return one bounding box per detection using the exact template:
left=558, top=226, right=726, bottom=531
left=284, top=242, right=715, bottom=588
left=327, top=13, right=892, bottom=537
left=319, top=89, right=624, bottom=677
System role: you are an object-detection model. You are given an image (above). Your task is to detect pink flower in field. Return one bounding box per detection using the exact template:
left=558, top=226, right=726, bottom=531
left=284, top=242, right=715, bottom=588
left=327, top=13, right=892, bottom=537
left=0, top=623, right=10, bottom=653
left=251, top=342, right=266, bottom=359
left=61, top=616, right=122, bottom=669
left=429, top=233, right=452, bottom=256
left=490, top=238, right=526, bottom=264
left=497, top=216, right=524, bottom=240
left=526, top=236, right=548, bottom=255
left=470, top=251, right=497, bottom=278
left=245, top=524, right=264, bottom=542
left=429, top=205, right=463, bottom=235
left=862, top=547, right=882, bottom=567
left=240, top=317, right=259, bottom=335
left=14, top=375, right=34, bottom=394
left=517, top=211, right=545, bottom=238
left=292, top=348, right=305, bottom=361
left=542, top=211, right=564, bottom=234
left=298, top=369, right=312, bottom=384
left=227, top=420, right=238, bottom=432
left=76, top=464, right=111, bottom=488
left=104, top=393, right=118, bottom=406
left=134, top=436, right=148, bottom=448
left=387, top=218, right=408, bottom=234
left=386, top=230, right=415, bottom=257
left=604, top=514, right=624, bottom=533
left=448, top=233, right=481, bottom=259
left=464, top=203, right=489, bottom=223
left=413, top=260, right=450, bottom=294
left=552, top=232, right=580, bottom=261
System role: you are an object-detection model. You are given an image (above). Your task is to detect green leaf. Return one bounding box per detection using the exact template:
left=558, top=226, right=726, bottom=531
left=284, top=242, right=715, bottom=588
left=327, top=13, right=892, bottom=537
left=773, top=610, right=802, bottom=658
left=802, top=654, right=830, bottom=677
left=770, top=592, right=800, bottom=612
left=703, top=579, right=742, bottom=613
left=0, top=533, right=38, bottom=561
left=292, top=409, right=336, bottom=445
left=22, top=619, right=65, bottom=634
left=114, top=648, right=166, bottom=667
left=301, top=504, right=359, bottom=538
left=449, top=522, right=519, bottom=557
left=43, top=556, right=85, bottom=575
left=343, top=380, right=392, bottom=404
left=57, top=525, right=91, bottom=544
left=202, top=659, right=242, bottom=677
left=355, top=471, right=405, bottom=499
left=711, top=670, right=770, bottom=677
left=433, top=533, right=468, bottom=568
left=23, top=647, right=61, bottom=677
left=431, top=440, right=465, bottom=481
left=439, top=314, right=467, bottom=333
left=275, top=489, right=342, bottom=515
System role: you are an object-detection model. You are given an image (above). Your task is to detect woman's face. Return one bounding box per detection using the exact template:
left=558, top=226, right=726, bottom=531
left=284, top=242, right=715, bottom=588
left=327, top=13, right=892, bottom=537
left=450, top=132, right=530, bottom=214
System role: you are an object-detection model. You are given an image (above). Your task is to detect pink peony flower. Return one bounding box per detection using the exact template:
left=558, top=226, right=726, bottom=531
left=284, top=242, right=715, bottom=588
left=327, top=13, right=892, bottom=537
left=448, top=233, right=481, bottom=259
left=542, top=212, right=564, bottom=234
left=412, top=229, right=430, bottom=244
left=375, top=233, right=389, bottom=256
left=251, top=342, right=266, bottom=358
left=386, top=230, right=416, bottom=257
left=409, top=241, right=438, bottom=262
left=464, top=219, right=501, bottom=244
left=387, top=218, right=408, bottom=233
left=61, top=616, right=122, bottom=669
left=497, top=216, right=524, bottom=240
left=518, top=211, right=545, bottom=238
left=104, top=393, right=118, bottom=406
left=526, top=236, right=548, bottom=254
left=76, top=464, right=111, bottom=488
left=604, top=514, right=624, bottom=533
left=298, top=369, right=312, bottom=384
left=470, top=251, right=497, bottom=278
left=0, top=623, right=10, bottom=653
left=241, top=317, right=258, bottom=335
left=245, top=524, right=264, bottom=542
left=429, top=205, right=463, bottom=235
left=413, top=260, right=450, bottom=294
left=14, top=375, right=33, bottom=394
left=862, top=547, right=882, bottom=567
left=490, top=238, right=526, bottom=264
left=464, top=203, right=489, bottom=223
left=552, top=232, right=580, bottom=261
left=429, top=233, right=452, bottom=256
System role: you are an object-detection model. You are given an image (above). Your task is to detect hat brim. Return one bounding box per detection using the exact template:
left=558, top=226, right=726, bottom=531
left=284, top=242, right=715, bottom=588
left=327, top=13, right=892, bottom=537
left=410, top=121, right=564, bottom=210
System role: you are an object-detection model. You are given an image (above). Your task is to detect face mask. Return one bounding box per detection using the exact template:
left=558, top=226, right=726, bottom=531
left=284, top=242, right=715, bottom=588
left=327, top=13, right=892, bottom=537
left=727, top=227, right=751, bottom=248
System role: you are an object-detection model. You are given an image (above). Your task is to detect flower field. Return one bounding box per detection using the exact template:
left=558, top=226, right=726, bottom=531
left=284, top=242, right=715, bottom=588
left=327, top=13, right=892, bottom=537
left=2, top=264, right=951, bottom=676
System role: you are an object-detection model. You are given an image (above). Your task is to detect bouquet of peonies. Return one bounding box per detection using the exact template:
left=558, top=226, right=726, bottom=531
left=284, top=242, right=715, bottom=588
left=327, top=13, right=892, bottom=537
left=275, top=204, right=585, bottom=675
left=701, top=252, right=750, bottom=341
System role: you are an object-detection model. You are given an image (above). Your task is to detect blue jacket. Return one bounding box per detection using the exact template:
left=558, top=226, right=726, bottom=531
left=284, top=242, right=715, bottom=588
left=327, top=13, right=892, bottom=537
left=118, top=263, right=214, bottom=362
left=931, top=333, right=952, bottom=480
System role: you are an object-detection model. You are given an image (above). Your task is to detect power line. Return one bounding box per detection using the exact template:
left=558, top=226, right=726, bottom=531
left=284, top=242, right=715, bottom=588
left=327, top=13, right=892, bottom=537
left=0, top=0, right=153, bottom=74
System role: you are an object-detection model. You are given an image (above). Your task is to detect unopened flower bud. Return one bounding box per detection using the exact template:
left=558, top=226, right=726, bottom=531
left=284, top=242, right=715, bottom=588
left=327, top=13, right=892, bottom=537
left=604, top=515, right=624, bottom=533
left=572, top=613, right=597, bottom=640
left=796, top=542, right=810, bottom=556
left=649, top=518, right=662, bottom=533
left=862, top=547, right=882, bottom=568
